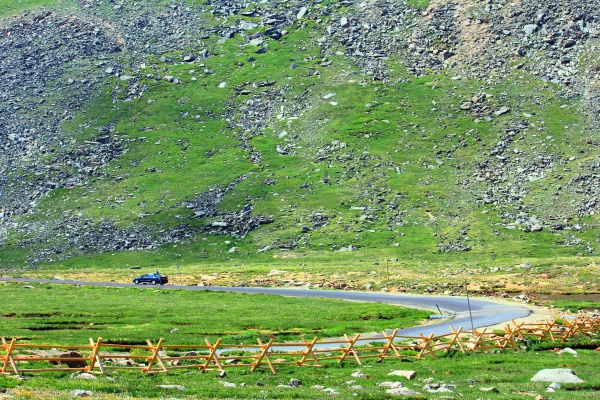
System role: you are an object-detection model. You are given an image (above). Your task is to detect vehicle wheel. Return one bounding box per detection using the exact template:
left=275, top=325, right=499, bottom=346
left=134, top=280, right=139, bottom=284
left=152, top=280, right=157, bottom=285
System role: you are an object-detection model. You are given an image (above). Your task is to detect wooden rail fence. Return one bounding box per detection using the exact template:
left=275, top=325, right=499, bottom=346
left=1, top=315, right=598, bottom=376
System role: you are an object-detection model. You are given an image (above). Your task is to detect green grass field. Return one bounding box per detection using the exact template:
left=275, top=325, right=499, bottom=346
left=0, top=282, right=430, bottom=344
left=2, top=282, right=600, bottom=399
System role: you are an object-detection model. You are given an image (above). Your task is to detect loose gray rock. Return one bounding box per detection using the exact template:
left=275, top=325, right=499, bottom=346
left=494, top=106, right=511, bottom=116
left=531, top=369, right=585, bottom=383
left=157, top=385, right=185, bottom=391
left=386, top=387, right=420, bottom=396
left=388, top=370, right=416, bottom=380
left=378, top=381, right=404, bottom=388
left=523, top=24, right=538, bottom=35
left=70, top=390, right=93, bottom=397
left=548, top=382, right=561, bottom=389
left=297, top=7, right=307, bottom=20
left=290, top=378, right=302, bottom=387
left=71, top=372, right=96, bottom=380
left=557, top=347, right=578, bottom=356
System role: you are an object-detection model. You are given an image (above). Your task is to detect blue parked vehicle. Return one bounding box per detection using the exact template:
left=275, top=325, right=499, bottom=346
left=132, top=272, right=168, bottom=285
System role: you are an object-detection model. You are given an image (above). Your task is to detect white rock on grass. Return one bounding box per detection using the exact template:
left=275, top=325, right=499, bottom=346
left=548, top=382, right=561, bottom=389
left=351, top=371, right=367, bottom=378
left=378, top=382, right=404, bottom=388
left=157, top=385, right=185, bottom=391
left=388, top=370, right=416, bottom=380
left=557, top=348, right=578, bottom=356
left=480, top=387, right=500, bottom=393
left=531, top=369, right=585, bottom=383
left=427, top=386, right=454, bottom=393
left=71, top=373, right=96, bottom=380
left=386, top=387, right=420, bottom=396
left=267, top=269, right=288, bottom=276
left=70, top=390, right=93, bottom=397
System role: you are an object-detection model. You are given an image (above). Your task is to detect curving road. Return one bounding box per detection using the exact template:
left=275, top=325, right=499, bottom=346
left=0, top=277, right=530, bottom=337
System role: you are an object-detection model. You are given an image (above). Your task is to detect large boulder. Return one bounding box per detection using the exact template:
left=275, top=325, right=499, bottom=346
left=531, top=369, right=584, bottom=383
left=50, top=351, right=88, bottom=368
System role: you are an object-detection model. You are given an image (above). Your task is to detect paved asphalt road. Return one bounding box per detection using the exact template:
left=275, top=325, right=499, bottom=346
left=1, top=277, right=530, bottom=337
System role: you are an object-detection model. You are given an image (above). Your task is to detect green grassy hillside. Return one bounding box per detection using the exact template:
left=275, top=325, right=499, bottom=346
left=1, top=0, right=599, bottom=292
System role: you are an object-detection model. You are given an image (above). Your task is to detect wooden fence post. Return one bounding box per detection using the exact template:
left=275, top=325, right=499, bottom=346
left=501, top=325, right=520, bottom=351
left=202, top=338, right=224, bottom=372
left=86, top=337, right=104, bottom=373
left=338, top=334, right=361, bottom=364
left=544, top=319, right=557, bottom=342
left=253, top=338, right=275, bottom=373
left=1, top=338, right=18, bottom=375
left=144, top=338, right=168, bottom=373
left=297, top=336, right=320, bottom=367
left=442, top=326, right=465, bottom=353
left=378, top=329, right=400, bottom=362
left=417, top=333, right=437, bottom=359
left=469, top=328, right=489, bottom=352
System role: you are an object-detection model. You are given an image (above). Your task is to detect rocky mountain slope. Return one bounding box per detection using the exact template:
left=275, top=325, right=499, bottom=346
left=1, top=0, right=599, bottom=269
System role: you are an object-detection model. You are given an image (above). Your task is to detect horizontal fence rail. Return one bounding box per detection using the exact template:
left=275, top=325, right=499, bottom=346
left=2, top=314, right=598, bottom=376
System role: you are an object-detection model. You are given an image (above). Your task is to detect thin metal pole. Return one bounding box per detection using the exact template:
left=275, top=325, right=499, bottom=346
left=436, top=304, right=443, bottom=316
left=386, top=260, right=390, bottom=283
left=465, top=280, right=475, bottom=332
